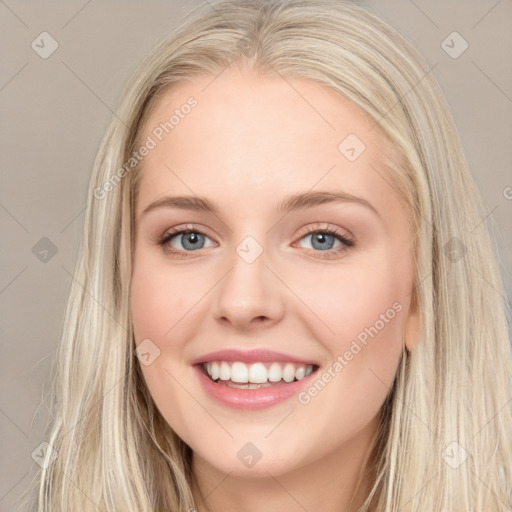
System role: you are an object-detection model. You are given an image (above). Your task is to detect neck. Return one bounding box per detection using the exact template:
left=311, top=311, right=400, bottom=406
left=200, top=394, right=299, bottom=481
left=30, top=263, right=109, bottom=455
left=190, top=415, right=380, bottom=512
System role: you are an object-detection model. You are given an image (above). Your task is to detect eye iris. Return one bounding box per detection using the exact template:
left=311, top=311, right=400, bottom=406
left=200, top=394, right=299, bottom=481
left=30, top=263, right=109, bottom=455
left=181, top=232, right=204, bottom=250
left=311, top=233, right=335, bottom=250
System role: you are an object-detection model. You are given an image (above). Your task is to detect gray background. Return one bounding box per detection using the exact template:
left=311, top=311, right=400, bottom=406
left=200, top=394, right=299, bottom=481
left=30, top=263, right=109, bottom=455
left=1, top=1, right=511, bottom=510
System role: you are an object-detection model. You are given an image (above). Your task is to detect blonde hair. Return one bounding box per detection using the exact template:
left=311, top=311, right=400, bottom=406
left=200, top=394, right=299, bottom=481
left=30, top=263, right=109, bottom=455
left=20, top=0, right=512, bottom=510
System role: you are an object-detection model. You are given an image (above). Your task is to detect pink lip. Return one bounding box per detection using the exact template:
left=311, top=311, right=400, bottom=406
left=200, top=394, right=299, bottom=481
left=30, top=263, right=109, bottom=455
left=191, top=348, right=317, bottom=366
left=192, top=349, right=319, bottom=410
left=194, top=365, right=318, bottom=410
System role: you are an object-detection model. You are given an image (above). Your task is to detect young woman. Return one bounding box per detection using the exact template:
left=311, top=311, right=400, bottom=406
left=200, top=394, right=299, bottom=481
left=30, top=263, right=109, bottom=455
left=24, top=0, right=512, bottom=510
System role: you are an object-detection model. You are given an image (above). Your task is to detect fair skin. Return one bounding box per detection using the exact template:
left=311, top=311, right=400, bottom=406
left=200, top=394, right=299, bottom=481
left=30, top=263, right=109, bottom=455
left=130, top=64, right=420, bottom=512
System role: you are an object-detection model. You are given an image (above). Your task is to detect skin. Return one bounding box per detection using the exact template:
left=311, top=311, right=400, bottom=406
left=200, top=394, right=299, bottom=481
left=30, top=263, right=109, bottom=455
left=130, top=63, right=420, bottom=512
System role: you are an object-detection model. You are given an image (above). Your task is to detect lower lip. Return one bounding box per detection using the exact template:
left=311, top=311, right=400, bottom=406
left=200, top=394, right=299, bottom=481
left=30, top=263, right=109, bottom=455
left=194, top=365, right=316, bottom=410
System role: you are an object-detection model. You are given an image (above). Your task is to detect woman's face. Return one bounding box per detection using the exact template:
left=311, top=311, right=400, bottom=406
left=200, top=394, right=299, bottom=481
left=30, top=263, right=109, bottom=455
left=130, top=65, right=420, bottom=478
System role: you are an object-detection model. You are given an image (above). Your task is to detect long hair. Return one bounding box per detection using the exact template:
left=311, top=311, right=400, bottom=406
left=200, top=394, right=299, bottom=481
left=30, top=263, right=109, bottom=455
left=21, top=0, right=512, bottom=510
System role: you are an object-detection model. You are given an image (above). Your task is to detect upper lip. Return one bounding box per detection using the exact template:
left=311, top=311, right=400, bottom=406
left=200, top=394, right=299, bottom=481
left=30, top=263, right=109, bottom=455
left=191, top=349, right=318, bottom=366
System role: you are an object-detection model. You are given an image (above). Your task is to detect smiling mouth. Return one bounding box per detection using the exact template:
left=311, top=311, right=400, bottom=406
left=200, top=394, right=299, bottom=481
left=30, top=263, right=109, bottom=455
left=201, top=361, right=319, bottom=389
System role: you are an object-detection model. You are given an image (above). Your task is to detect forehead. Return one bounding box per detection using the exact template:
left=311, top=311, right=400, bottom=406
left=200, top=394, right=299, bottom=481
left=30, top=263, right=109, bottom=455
left=135, top=66, right=400, bottom=221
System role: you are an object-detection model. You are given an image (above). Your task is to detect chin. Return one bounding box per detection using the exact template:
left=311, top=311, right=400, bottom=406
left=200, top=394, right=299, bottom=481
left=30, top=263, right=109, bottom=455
left=191, top=438, right=310, bottom=479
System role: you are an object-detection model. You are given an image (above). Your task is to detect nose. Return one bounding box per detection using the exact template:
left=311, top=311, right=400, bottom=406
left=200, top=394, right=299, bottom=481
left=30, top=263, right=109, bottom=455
left=212, top=244, right=286, bottom=331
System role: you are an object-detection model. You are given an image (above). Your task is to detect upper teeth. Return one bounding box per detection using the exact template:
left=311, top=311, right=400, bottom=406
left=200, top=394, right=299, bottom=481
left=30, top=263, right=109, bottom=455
left=204, top=361, right=314, bottom=384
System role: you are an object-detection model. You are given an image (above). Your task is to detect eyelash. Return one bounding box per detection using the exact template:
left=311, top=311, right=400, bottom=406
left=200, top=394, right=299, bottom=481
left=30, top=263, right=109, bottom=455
left=157, top=223, right=356, bottom=259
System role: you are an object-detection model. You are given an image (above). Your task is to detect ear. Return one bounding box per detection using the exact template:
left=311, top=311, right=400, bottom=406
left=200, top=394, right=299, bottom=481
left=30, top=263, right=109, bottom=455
left=404, top=293, right=421, bottom=352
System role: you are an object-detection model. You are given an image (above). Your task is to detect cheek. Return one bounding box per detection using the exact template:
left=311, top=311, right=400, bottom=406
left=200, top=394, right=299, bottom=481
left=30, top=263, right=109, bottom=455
left=130, top=256, right=189, bottom=343
left=296, top=255, right=407, bottom=346
left=130, top=259, right=196, bottom=432
left=296, top=256, right=407, bottom=406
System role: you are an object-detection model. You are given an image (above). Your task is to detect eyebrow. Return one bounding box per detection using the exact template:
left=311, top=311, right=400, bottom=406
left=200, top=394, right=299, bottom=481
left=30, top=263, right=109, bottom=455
left=141, top=190, right=380, bottom=218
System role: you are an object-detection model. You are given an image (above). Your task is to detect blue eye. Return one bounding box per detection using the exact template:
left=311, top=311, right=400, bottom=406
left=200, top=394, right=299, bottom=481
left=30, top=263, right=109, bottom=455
left=159, top=228, right=215, bottom=253
left=295, top=227, right=355, bottom=258
left=158, top=224, right=355, bottom=259
left=300, top=231, right=343, bottom=250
